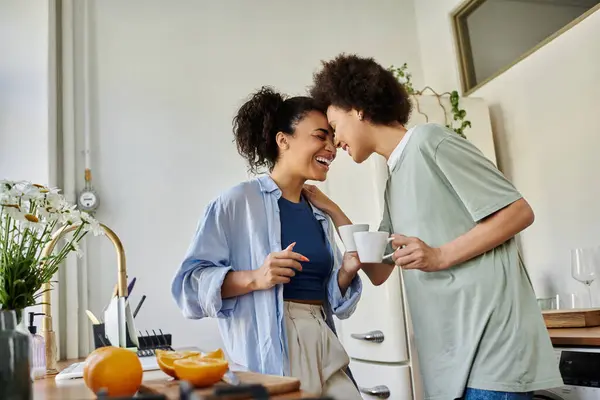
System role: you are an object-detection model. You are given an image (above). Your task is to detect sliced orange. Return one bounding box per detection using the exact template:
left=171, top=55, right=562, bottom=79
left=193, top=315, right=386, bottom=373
left=173, top=357, right=229, bottom=388
left=155, top=350, right=201, bottom=378
left=202, top=348, right=225, bottom=360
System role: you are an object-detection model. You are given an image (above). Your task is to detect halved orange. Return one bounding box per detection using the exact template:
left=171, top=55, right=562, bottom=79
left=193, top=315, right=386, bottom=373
left=155, top=350, right=201, bottom=378
left=202, top=348, right=225, bottom=360
left=173, top=357, right=229, bottom=388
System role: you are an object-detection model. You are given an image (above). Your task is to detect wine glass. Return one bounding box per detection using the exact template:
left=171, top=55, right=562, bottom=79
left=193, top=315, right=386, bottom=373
left=571, top=247, right=600, bottom=308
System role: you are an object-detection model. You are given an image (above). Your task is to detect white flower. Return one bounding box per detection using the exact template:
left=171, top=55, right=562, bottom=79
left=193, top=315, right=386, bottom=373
left=21, top=183, right=44, bottom=202
left=37, top=206, right=60, bottom=223
left=0, top=191, right=16, bottom=205
left=2, top=204, right=25, bottom=221
left=70, top=239, right=83, bottom=257
left=22, top=213, right=45, bottom=231
left=0, top=180, right=14, bottom=195
left=60, top=205, right=81, bottom=225
left=35, top=192, right=65, bottom=222
left=80, top=211, right=103, bottom=236
left=1, top=179, right=101, bottom=282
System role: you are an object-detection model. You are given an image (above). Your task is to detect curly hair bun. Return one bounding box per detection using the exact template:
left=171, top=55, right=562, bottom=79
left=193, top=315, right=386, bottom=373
left=233, top=86, right=285, bottom=173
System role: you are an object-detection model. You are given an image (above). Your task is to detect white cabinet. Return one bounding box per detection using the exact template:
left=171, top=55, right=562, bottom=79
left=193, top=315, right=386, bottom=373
left=341, top=269, right=408, bottom=363
left=350, top=360, right=413, bottom=400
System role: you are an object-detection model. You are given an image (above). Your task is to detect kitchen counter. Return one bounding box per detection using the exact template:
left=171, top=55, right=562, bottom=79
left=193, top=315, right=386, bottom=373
left=548, top=326, right=600, bottom=347
left=33, top=359, right=311, bottom=399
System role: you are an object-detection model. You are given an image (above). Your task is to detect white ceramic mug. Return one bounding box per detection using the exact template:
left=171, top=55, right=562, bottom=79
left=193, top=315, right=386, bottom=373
left=353, top=231, right=395, bottom=263
left=338, top=224, right=370, bottom=252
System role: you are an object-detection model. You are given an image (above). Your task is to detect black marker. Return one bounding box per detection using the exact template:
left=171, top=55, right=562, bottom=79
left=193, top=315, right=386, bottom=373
left=133, top=295, right=146, bottom=318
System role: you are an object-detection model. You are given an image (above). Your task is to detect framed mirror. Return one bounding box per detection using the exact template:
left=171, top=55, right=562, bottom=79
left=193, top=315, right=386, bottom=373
left=452, top=0, right=600, bottom=94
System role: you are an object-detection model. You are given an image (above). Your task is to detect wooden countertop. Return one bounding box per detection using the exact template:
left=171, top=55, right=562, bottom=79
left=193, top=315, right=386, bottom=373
left=33, top=359, right=310, bottom=399
left=32, top=327, right=599, bottom=398
left=548, top=326, right=600, bottom=347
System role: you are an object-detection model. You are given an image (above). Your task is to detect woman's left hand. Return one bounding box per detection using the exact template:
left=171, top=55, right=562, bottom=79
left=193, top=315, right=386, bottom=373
left=341, top=251, right=362, bottom=275
left=302, top=184, right=337, bottom=214
left=337, top=251, right=362, bottom=294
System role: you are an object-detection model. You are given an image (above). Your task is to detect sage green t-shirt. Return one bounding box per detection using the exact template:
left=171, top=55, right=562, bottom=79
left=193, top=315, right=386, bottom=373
left=379, top=123, right=563, bottom=399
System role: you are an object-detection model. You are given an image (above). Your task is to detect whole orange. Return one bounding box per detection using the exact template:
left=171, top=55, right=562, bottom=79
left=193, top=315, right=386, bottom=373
left=83, top=346, right=143, bottom=397
left=82, top=346, right=112, bottom=384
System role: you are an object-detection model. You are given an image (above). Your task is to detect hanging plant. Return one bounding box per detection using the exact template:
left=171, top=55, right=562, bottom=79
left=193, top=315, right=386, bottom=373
left=388, top=63, right=471, bottom=139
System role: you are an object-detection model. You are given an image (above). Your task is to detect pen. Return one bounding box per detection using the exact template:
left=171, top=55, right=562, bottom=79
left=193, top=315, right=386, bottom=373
left=133, top=295, right=146, bottom=318
left=126, top=277, right=137, bottom=299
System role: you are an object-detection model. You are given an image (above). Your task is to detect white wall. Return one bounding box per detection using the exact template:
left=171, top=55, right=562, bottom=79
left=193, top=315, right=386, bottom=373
left=75, top=0, right=424, bottom=350
left=467, top=0, right=587, bottom=84
left=0, top=0, right=51, bottom=184
left=415, top=0, right=600, bottom=305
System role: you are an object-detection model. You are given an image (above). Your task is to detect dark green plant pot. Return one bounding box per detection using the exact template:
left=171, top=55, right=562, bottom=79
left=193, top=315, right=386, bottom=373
left=14, top=309, right=23, bottom=324
left=0, top=310, right=33, bottom=400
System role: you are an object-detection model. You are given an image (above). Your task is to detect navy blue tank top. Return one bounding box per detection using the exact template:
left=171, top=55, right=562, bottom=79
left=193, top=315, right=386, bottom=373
left=278, top=196, right=332, bottom=301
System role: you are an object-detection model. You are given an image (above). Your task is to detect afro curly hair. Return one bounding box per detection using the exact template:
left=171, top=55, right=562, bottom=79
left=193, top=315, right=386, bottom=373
left=310, top=54, right=412, bottom=125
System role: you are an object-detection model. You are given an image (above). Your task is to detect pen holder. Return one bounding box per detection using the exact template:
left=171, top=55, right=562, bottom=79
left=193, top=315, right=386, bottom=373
left=92, top=323, right=138, bottom=349
left=92, top=323, right=108, bottom=349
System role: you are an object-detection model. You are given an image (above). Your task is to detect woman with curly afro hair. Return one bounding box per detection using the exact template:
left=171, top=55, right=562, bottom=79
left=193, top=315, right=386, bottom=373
left=172, top=86, right=363, bottom=399
left=304, top=54, right=562, bottom=400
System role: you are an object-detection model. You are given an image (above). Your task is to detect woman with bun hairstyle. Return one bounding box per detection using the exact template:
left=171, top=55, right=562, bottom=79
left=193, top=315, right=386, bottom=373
left=171, top=86, right=363, bottom=398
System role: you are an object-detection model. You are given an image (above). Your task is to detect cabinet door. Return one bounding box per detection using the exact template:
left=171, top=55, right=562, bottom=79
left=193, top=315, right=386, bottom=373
left=341, top=268, right=409, bottom=363
left=350, top=359, right=413, bottom=400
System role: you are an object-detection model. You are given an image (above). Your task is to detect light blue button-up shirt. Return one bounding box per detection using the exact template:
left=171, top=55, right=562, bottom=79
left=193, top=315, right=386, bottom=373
left=171, top=175, right=362, bottom=376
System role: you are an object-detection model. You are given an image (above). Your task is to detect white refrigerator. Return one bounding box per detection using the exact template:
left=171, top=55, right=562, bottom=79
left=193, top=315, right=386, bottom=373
left=320, top=95, right=496, bottom=399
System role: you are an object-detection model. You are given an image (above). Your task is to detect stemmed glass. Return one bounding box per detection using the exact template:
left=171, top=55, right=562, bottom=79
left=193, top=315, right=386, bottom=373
left=571, top=246, right=600, bottom=308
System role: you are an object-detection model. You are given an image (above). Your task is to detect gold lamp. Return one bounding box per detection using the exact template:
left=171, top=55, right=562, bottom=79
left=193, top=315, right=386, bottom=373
left=40, top=223, right=127, bottom=375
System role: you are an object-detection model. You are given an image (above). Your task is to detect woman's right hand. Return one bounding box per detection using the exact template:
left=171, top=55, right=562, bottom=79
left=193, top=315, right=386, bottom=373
left=252, top=243, right=308, bottom=290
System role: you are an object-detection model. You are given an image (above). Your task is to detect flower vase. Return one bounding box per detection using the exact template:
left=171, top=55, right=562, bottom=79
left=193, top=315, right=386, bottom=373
left=12, top=309, right=35, bottom=381
left=15, top=309, right=29, bottom=335
left=0, top=310, right=33, bottom=400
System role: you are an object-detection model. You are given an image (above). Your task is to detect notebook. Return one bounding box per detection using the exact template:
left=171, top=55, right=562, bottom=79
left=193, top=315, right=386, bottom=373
left=54, top=355, right=159, bottom=381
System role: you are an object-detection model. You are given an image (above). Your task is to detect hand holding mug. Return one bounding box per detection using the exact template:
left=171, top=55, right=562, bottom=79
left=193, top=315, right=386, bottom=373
left=390, top=235, right=445, bottom=272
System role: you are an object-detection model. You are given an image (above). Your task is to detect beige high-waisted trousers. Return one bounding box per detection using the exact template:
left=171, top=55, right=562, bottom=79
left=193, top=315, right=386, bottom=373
left=284, top=301, right=362, bottom=399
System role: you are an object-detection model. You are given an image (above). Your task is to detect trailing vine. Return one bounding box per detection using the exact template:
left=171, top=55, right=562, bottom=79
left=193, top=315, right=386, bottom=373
left=388, top=63, right=471, bottom=138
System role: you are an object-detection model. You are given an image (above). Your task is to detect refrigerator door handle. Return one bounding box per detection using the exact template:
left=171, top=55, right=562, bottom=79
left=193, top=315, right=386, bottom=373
left=350, top=330, right=385, bottom=343
left=359, top=385, right=391, bottom=398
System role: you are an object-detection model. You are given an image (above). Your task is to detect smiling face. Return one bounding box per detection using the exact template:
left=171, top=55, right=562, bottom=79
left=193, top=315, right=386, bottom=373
left=277, top=110, right=336, bottom=182
left=326, top=106, right=374, bottom=163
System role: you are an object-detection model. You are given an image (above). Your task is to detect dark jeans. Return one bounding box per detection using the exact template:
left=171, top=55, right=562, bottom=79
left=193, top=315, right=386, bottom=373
left=462, top=388, right=535, bottom=399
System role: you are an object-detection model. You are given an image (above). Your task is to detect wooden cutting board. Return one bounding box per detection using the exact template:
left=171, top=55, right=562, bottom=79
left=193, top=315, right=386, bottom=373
left=139, top=371, right=301, bottom=399
left=542, top=308, right=600, bottom=328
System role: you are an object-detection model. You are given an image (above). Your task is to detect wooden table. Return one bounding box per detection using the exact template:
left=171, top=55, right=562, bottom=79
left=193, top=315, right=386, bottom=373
left=33, top=359, right=311, bottom=399
left=548, top=326, right=600, bottom=347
